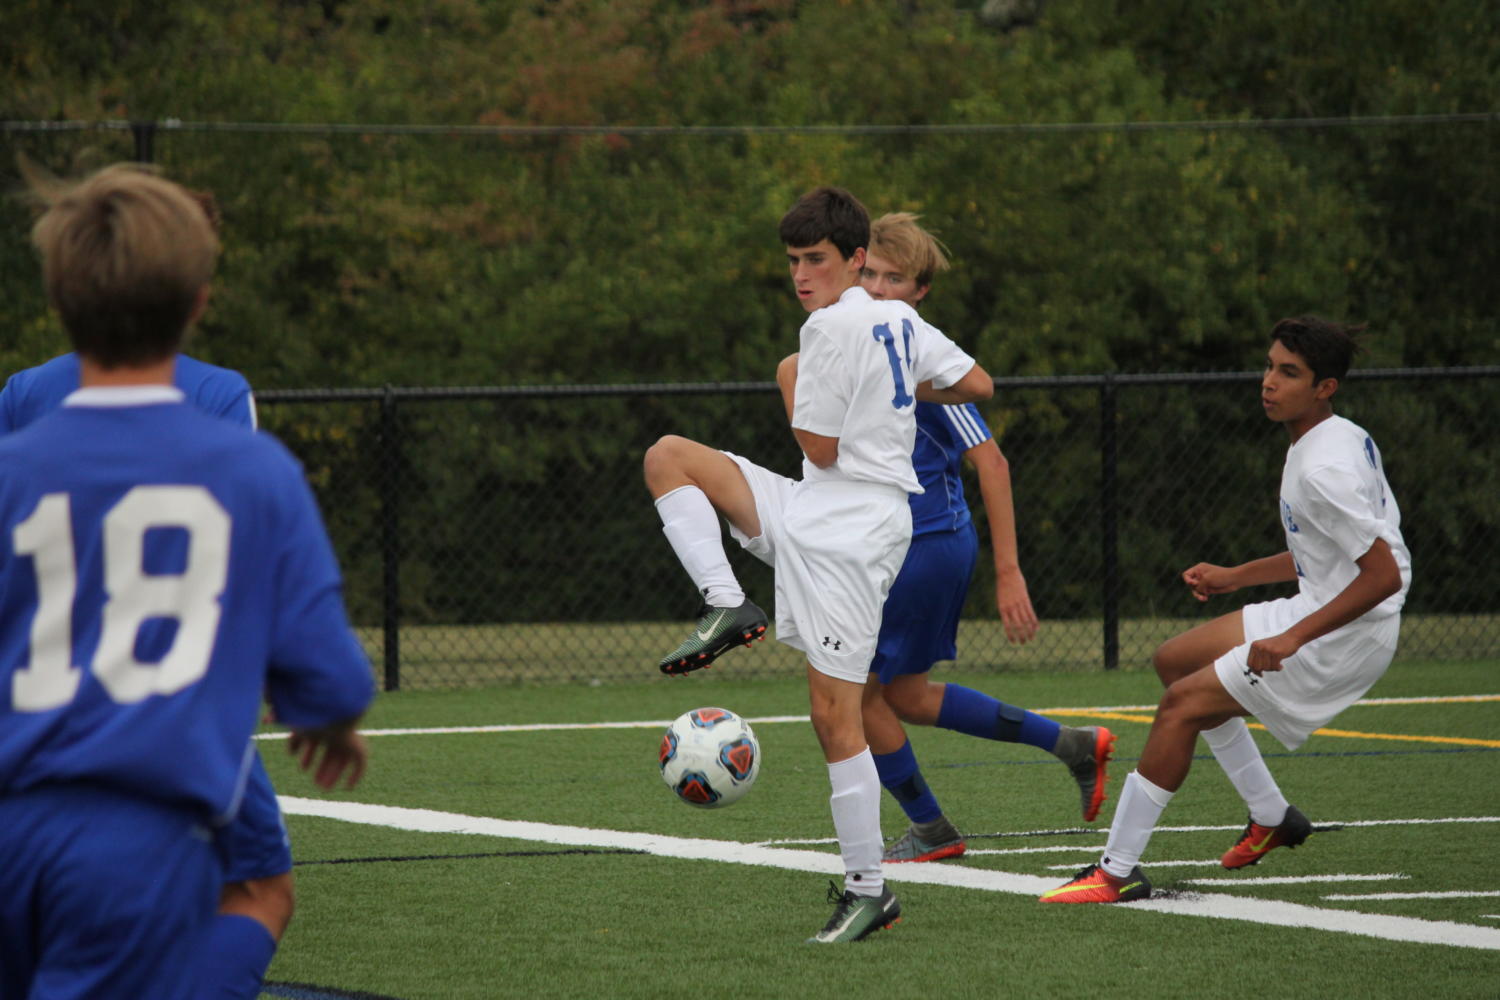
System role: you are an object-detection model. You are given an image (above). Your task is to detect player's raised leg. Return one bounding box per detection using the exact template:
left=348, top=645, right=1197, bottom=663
left=644, top=435, right=767, bottom=674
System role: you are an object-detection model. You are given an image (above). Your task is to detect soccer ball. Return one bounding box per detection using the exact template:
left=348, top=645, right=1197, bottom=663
left=658, top=707, right=761, bottom=808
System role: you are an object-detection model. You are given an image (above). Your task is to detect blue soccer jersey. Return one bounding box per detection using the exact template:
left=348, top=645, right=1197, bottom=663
left=0, top=391, right=373, bottom=822
left=0, top=352, right=257, bottom=431
left=908, top=401, right=993, bottom=537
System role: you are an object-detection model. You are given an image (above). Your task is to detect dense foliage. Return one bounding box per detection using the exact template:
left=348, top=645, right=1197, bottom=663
left=2, top=1, right=1496, bottom=632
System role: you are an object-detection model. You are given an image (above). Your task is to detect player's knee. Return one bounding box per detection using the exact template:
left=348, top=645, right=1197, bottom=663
left=1156, top=680, right=1218, bottom=734
left=1155, top=680, right=1193, bottom=723
left=882, top=686, right=925, bottom=724
left=643, top=434, right=699, bottom=492
left=1152, top=640, right=1196, bottom=686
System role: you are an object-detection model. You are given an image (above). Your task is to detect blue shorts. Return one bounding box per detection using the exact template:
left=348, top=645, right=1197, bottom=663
left=0, top=784, right=222, bottom=1000
left=220, top=749, right=293, bottom=883
left=869, top=524, right=978, bottom=684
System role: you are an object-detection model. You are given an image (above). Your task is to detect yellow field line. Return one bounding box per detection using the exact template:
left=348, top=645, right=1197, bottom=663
left=1305, top=727, right=1500, bottom=749
left=1046, top=709, right=1500, bottom=748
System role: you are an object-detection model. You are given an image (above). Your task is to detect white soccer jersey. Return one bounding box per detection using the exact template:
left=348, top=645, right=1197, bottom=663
left=791, top=286, right=976, bottom=492
left=1280, top=414, right=1411, bottom=619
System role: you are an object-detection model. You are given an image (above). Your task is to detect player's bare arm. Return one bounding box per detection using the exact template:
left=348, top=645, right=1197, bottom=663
left=1246, top=537, right=1402, bottom=674
left=776, top=353, right=799, bottom=421
left=965, top=438, right=1038, bottom=644
left=1183, top=552, right=1298, bottom=601
left=776, top=352, right=838, bottom=467
left=794, top=427, right=839, bottom=468
left=914, top=362, right=993, bottom=405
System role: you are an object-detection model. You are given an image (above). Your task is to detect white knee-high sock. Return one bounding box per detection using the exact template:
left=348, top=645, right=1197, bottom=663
left=654, top=485, right=744, bottom=607
left=1101, top=770, right=1175, bottom=877
left=1201, top=718, right=1288, bottom=826
left=828, top=748, right=883, bottom=896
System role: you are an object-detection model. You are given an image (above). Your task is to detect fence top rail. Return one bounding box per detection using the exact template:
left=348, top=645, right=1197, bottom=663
left=252, top=365, right=1500, bottom=404
left=3, top=113, right=1497, bottom=139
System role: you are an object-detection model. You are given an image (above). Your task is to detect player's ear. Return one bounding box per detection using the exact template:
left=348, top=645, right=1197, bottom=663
left=848, top=247, right=866, bottom=270
left=911, top=283, right=931, bottom=305
left=1315, top=376, right=1338, bottom=401
left=187, top=284, right=212, bottom=326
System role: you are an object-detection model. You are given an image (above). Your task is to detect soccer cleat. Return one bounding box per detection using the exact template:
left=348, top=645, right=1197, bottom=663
left=1221, top=804, right=1313, bottom=869
left=1039, top=863, right=1152, bottom=904
left=1054, top=725, right=1116, bottom=822
left=806, top=881, right=902, bottom=943
left=883, top=817, right=966, bottom=863
left=658, top=600, right=768, bottom=676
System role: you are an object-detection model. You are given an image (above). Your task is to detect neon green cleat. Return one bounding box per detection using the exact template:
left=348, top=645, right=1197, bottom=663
left=1221, top=804, right=1312, bottom=869
left=1039, top=863, right=1152, bottom=904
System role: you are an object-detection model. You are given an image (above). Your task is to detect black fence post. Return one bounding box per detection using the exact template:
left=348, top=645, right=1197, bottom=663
left=379, top=386, right=402, bottom=691
left=130, top=121, right=156, bottom=163
left=1100, top=375, right=1120, bottom=670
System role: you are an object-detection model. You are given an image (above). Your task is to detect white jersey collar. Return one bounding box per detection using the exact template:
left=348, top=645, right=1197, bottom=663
left=839, top=285, right=872, bottom=305
left=64, top=385, right=186, bottom=408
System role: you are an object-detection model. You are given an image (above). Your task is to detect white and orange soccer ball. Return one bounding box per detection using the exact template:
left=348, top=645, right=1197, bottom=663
left=658, top=707, right=761, bottom=808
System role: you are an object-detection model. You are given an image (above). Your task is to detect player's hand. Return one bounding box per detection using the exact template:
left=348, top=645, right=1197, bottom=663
left=1182, top=562, right=1237, bottom=602
left=1246, top=631, right=1301, bottom=674
left=288, top=723, right=369, bottom=790
left=996, top=568, right=1039, bottom=645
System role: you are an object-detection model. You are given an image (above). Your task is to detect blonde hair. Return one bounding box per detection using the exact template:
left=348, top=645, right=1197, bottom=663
left=868, top=212, right=950, bottom=288
left=23, top=159, right=220, bottom=367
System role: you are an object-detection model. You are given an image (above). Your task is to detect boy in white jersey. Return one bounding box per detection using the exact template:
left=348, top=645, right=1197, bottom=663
left=1042, top=316, right=1410, bottom=904
left=644, top=187, right=992, bottom=940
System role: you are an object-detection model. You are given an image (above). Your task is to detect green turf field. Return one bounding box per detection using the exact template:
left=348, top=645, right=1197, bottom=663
left=257, top=658, right=1500, bottom=999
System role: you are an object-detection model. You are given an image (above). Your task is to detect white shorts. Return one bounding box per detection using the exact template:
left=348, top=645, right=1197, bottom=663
left=723, top=452, right=911, bottom=684
left=1214, top=593, right=1400, bottom=750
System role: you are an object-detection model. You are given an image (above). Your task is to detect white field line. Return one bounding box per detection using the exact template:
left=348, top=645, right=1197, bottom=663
left=1323, top=891, right=1500, bottom=901
left=253, top=695, right=1500, bottom=740
left=962, top=845, right=1106, bottom=857
left=1185, top=873, right=1409, bottom=886
left=280, top=796, right=1500, bottom=952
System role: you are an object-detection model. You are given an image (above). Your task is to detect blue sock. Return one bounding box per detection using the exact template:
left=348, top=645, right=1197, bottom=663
left=936, top=684, right=1062, bottom=752
left=871, top=740, right=943, bottom=823
left=196, top=914, right=278, bottom=1000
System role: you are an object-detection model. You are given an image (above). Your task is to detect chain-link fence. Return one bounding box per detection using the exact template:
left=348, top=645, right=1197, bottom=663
left=259, top=367, right=1500, bottom=689
left=4, top=116, right=1496, bottom=686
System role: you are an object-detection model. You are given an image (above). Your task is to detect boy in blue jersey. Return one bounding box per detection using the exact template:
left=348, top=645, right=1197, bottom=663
left=0, top=350, right=256, bottom=431
left=853, top=214, right=1116, bottom=862
left=0, top=161, right=374, bottom=999
left=0, top=194, right=296, bottom=1000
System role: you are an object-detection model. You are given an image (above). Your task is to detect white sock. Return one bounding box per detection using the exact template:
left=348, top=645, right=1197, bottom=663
left=1101, top=770, right=1174, bottom=878
left=654, top=486, right=744, bottom=607
left=1202, top=718, right=1288, bottom=827
left=827, top=748, right=883, bottom=896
